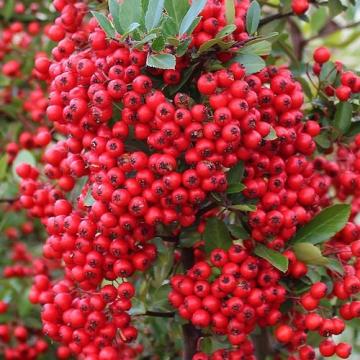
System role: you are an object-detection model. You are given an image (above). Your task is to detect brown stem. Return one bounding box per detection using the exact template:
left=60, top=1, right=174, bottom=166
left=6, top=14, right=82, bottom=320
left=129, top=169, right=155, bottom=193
left=134, top=310, right=175, bottom=318
left=181, top=247, right=202, bottom=360
left=251, top=328, right=276, bottom=360
left=0, top=198, right=17, bottom=204
left=259, top=11, right=293, bottom=27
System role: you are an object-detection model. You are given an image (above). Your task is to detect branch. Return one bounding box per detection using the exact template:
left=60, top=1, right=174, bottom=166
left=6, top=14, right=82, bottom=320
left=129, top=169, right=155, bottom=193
left=305, top=20, right=360, bottom=43
left=0, top=198, right=17, bottom=204
left=146, top=310, right=175, bottom=318
left=259, top=11, right=293, bottom=27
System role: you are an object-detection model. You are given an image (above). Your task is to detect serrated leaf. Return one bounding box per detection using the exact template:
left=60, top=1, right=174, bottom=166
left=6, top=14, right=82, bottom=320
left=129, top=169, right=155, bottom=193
left=146, top=53, right=176, bottom=69
left=246, top=0, right=261, bottom=35
left=229, top=54, right=265, bottom=75
left=119, top=0, right=143, bottom=34
left=179, top=0, right=207, bottom=35
left=204, top=217, right=232, bottom=254
left=291, top=204, right=351, bottom=245
left=240, top=40, right=272, bottom=56
left=227, top=161, right=244, bottom=184
left=108, top=0, right=123, bottom=34
left=293, top=243, right=329, bottom=265
left=334, top=102, right=352, bottom=134
left=91, top=11, right=116, bottom=38
left=227, top=183, right=246, bottom=194
left=225, top=0, right=235, bottom=24
left=254, top=244, right=289, bottom=272
left=230, top=204, right=257, bottom=212
left=145, top=0, right=165, bottom=31
left=228, top=223, right=249, bottom=239
left=319, top=61, right=337, bottom=83
left=12, top=150, right=36, bottom=183
left=164, top=0, right=190, bottom=32
left=152, top=36, right=166, bottom=51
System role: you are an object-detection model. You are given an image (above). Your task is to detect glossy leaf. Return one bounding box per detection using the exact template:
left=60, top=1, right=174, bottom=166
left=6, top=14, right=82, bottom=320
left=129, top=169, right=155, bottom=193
left=246, top=0, right=261, bottom=35
left=293, top=243, right=329, bottom=265
left=254, top=244, right=289, bottom=272
left=229, top=54, right=265, bottom=75
left=291, top=204, right=351, bottom=245
left=230, top=204, right=257, bottom=212
left=179, top=0, right=207, bottom=35
left=228, top=223, right=249, bottom=239
left=227, top=161, right=244, bottom=184
left=164, top=0, right=189, bottom=32
left=204, top=217, right=232, bottom=254
left=334, top=102, right=353, bottom=135
left=198, top=24, right=236, bottom=53
left=145, top=0, right=165, bottom=31
left=326, top=258, right=344, bottom=275
left=146, top=53, right=176, bottom=69
left=227, top=183, right=246, bottom=194
left=91, top=12, right=116, bottom=38
left=108, top=0, right=123, bottom=33
left=240, top=40, right=272, bottom=56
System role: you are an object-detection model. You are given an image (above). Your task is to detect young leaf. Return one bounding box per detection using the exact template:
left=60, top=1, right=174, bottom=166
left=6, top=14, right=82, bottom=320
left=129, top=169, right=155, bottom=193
left=204, top=217, right=232, bottom=254
left=293, top=243, right=329, bottom=265
left=227, top=183, right=246, bottom=194
left=246, top=0, right=261, bottom=35
left=179, top=0, right=207, bottom=35
left=291, top=204, right=351, bottom=245
left=145, top=0, right=165, bottom=31
left=227, top=161, right=244, bottom=184
left=254, top=244, right=289, bottom=272
left=229, top=54, right=265, bottom=75
left=164, top=0, right=190, bottom=32
left=146, top=53, right=176, bottom=69
left=152, top=36, right=166, bottom=52
left=91, top=12, right=116, bottom=38
left=108, top=0, right=123, bottom=34
left=228, top=223, right=249, bottom=239
left=12, top=150, right=36, bottom=182
left=119, top=0, right=143, bottom=34
left=334, top=102, right=353, bottom=135
left=225, top=0, right=235, bottom=24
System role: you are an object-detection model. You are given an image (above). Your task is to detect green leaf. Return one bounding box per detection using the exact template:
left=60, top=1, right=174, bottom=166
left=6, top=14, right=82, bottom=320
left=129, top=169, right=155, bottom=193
left=108, top=0, right=123, bottom=34
left=152, top=36, right=166, bottom=51
left=122, top=22, right=141, bottom=37
left=186, top=16, right=203, bottom=35
left=133, top=33, right=157, bottom=48
left=347, top=122, right=360, bottom=137
left=230, top=204, right=257, bottom=212
left=328, top=0, right=345, bottom=18
left=254, top=244, right=289, bottom=272
left=176, top=38, right=192, bottom=56
left=119, top=0, right=143, bottom=34
left=264, top=126, right=277, bottom=140
left=161, top=16, right=178, bottom=36
left=319, top=61, right=337, bottom=83
left=166, top=63, right=198, bottom=96
left=179, top=0, right=207, bottom=35
left=0, top=75, right=11, bottom=87
left=334, top=102, right=353, bottom=134
left=315, top=131, right=331, bottom=149
left=146, top=53, right=176, bottom=69
left=246, top=0, right=261, bottom=35
left=326, top=258, right=344, bottom=275
left=204, top=217, right=232, bottom=254
left=91, top=11, right=116, bottom=38
left=179, top=228, right=201, bottom=247
left=291, top=204, right=351, bottom=245
left=164, top=0, right=190, bottom=32
left=198, top=24, right=236, bottom=53
left=3, top=0, right=14, bottom=20
left=0, top=154, right=8, bottom=181
left=227, top=161, right=244, bottom=184
left=228, top=223, right=249, bottom=239
left=83, top=189, right=95, bottom=206
left=12, top=150, right=36, bottom=182
left=145, top=0, right=165, bottom=31
left=293, top=243, right=329, bottom=265
left=240, top=40, right=272, bottom=56
left=227, top=183, right=246, bottom=194
left=225, top=0, right=236, bottom=24
left=229, top=54, right=265, bottom=75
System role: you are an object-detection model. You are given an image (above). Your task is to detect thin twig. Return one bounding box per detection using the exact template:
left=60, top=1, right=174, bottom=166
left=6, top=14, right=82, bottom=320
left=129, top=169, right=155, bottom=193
left=259, top=11, right=293, bottom=27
